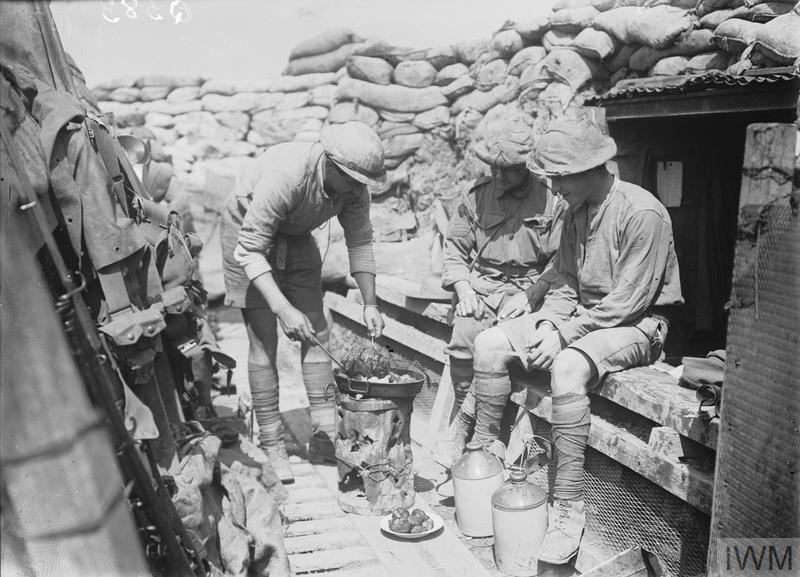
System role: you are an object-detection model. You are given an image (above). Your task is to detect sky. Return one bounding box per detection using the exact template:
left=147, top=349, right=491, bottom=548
left=50, top=0, right=555, bottom=87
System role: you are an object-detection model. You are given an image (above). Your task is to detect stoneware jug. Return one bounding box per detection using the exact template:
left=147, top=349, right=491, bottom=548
left=452, top=440, right=505, bottom=537
left=491, top=468, right=548, bottom=576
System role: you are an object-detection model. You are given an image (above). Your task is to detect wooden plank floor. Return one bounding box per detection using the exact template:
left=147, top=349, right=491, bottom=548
left=283, top=459, right=390, bottom=576
left=282, top=455, right=495, bottom=577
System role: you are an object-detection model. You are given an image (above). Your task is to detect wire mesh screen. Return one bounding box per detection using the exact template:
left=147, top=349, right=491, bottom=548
left=528, top=420, right=709, bottom=577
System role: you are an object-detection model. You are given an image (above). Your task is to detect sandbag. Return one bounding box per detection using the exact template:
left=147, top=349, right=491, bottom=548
left=474, top=59, right=509, bottom=91
left=346, top=55, right=394, bottom=85
left=592, top=7, right=644, bottom=43
left=378, top=121, right=421, bottom=139
left=573, top=28, right=620, bottom=59
left=645, top=0, right=698, bottom=7
left=285, top=43, right=358, bottom=75
left=743, top=0, right=795, bottom=6
left=518, top=62, right=548, bottom=94
left=383, top=133, right=425, bottom=159
left=423, top=45, right=460, bottom=70
left=650, top=55, right=690, bottom=75
left=696, top=0, right=736, bottom=17
left=687, top=50, right=731, bottom=71
left=744, top=2, right=794, bottom=22
left=627, top=7, right=696, bottom=49
left=543, top=29, right=578, bottom=51
left=699, top=8, right=746, bottom=28
left=491, top=29, right=524, bottom=58
left=393, top=60, right=437, bottom=88
left=435, top=62, right=469, bottom=86
left=285, top=38, right=387, bottom=75
left=289, top=28, right=362, bottom=60
left=753, top=12, right=800, bottom=63
left=553, top=0, right=595, bottom=9
left=336, top=78, right=448, bottom=112
left=442, top=75, right=476, bottom=100
left=453, top=38, right=491, bottom=64
left=606, top=43, right=639, bottom=71
left=328, top=101, right=379, bottom=125
left=413, top=106, right=451, bottom=131
left=539, top=49, right=601, bottom=90
left=592, top=0, right=617, bottom=9
left=450, top=75, right=520, bottom=115
left=550, top=6, right=601, bottom=32
left=379, top=110, right=416, bottom=123
left=628, top=29, right=716, bottom=70
left=515, top=15, right=551, bottom=43
left=268, top=73, right=338, bottom=93
left=714, top=18, right=763, bottom=53
left=538, top=81, right=576, bottom=114
left=508, top=46, right=548, bottom=75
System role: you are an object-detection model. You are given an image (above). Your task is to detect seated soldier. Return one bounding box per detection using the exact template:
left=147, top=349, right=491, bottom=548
left=435, top=113, right=564, bottom=469
left=467, top=117, right=683, bottom=563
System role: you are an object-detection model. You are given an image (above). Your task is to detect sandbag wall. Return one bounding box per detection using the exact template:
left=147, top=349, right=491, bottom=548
left=544, top=0, right=799, bottom=83
left=91, top=9, right=800, bottom=226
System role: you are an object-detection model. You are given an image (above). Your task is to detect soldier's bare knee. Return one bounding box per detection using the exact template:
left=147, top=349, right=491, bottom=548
left=474, top=327, right=511, bottom=371
left=551, top=348, right=594, bottom=394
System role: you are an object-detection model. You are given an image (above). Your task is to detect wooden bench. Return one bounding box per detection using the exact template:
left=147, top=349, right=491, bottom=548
left=325, top=275, right=718, bottom=516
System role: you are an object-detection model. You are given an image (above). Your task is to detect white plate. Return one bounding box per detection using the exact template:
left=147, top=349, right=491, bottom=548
left=380, top=511, right=444, bottom=539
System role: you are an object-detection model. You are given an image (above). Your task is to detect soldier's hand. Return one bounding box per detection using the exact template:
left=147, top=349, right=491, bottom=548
left=363, top=305, right=384, bottom=338
left=497, top=291, right=531, bottom=320
left=456, top=292, right=486, bottom=320
left=525, top=329, right=563, bottom=371
left=277, top=306, right=316, bottom=342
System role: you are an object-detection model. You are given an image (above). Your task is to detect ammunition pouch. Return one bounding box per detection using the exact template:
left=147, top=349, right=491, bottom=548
left=100, top=303, right=167, bottom=346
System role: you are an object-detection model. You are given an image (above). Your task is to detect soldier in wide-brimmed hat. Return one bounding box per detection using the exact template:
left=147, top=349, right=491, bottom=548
left=220, top=121, right=387, bottom=484
left=435, top=112, right=565, bottom=469
left=467, top=116, right=684, bottom=564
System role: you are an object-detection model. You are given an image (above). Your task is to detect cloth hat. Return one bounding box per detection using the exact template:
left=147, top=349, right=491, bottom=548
left=472, top=114, right=535, bottom=168
left=320, top=121, right=387, bottom=186
left=526, top=116, right=617, bottom=177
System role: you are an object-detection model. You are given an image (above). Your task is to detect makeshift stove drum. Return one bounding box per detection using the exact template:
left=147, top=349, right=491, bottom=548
left=332, top=360, right=425, bottom=516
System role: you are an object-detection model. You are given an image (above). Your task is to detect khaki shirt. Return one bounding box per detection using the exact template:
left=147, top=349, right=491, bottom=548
left=539, top=178, right=684, bottom=345
left=227, top=141, right=375, bottom=280
left=442, top=174, right=564, bottom=309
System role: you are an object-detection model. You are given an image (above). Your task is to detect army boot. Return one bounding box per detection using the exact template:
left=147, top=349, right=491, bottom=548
left=539, top=498, right=585, bottom=564
left=262, top=440, right=294, bottom=484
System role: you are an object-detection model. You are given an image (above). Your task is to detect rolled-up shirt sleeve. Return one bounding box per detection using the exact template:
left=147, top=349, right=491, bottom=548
left=441, top=195, right=476, bottom=290
left=234, top=171, right=294, bottom=280
left=338, top=186, right=376, bottom=275
left=556, top=209, right=673, bottom=345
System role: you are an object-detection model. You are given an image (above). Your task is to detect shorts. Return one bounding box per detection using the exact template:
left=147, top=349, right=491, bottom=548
left=221, top=208, right=323, bottom=312
left=444, top=288, right=525, bottom=360
left=500, top=313, right=668, bottom=381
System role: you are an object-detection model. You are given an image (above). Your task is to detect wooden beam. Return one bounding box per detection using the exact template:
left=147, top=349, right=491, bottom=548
left=325, top=291, right=447, bottom=365
left=510, top=382, right=714, bottom=515
left=600, top=368, right=718, bottom=449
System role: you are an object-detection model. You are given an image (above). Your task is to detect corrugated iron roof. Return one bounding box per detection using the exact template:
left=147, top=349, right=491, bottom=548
left=586, top=70, right=798, bottom=105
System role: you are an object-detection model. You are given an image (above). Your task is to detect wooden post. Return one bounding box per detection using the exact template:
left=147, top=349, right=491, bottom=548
left=335, top=395, right=415, bottom=515
left=707, top=123, right=799, bottom=573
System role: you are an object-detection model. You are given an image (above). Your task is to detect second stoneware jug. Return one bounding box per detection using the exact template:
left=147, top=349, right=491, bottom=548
left=452, top=440, right=505, bottom=537
left=491, top=468, right=548, bottom=575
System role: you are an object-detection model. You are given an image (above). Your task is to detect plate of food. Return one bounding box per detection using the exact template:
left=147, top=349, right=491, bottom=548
left=380, top=507, right=444, bottom=540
